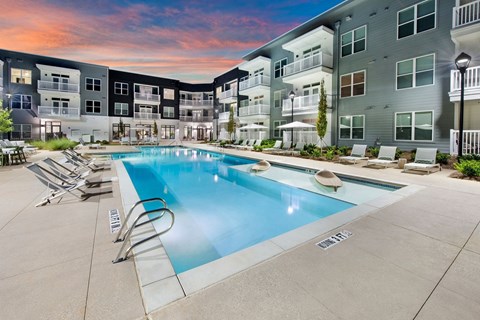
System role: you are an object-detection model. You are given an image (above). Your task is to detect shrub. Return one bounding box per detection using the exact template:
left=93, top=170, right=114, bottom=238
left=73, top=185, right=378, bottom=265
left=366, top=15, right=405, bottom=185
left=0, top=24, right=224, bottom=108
left=395, top=149, right=402, bottom=160
left=454, top=160, right=480, bottom=177
left=312, top=148, right=322, bottom=158
left=369, top=147, right=379, bottom=157
left=436, top=152, right=450, bottom=165
left=337, top=146, right=349, bottom=156
left=460, top=154, right=480, bottom=161
left=30, top=138, right=78, bottom=151
left=325, top=149, right=335, bottom=160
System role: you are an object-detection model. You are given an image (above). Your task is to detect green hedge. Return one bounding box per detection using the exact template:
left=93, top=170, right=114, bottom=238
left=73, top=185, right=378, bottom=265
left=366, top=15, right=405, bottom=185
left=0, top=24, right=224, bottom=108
left=454, top=160, right=480, bottom=177
left=30, top=138, right=78, bottom=151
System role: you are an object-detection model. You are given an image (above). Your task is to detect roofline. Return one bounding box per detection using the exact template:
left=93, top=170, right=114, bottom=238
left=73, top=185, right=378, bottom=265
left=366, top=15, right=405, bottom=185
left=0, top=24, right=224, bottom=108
left=241, top=0, right=350, bottom=60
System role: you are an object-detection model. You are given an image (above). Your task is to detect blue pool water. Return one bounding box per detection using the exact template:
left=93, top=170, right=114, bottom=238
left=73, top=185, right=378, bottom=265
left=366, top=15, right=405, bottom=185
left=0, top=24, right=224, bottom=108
left=115, top=147, right=356, bottom=273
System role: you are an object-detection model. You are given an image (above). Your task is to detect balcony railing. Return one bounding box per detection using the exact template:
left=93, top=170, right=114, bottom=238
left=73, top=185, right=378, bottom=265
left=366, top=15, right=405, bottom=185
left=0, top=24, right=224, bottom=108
left=218, top=111, right=232, bottom=122
left=133, top=112, right=161, bottom=120
left=453, top=0, right=480, bottom=28
left=283, top=52, right=333, bottom=78
left=239, top=104, right=270, bottom=117
left=179, top=115, right=213, bottom=122
left=450, top=129, right=480, bottom=155
left=218, top=88, right=236, bottom=100
left=179, top=99, right=213, bottom=107
left=239, top=75, right=270, bottom=91
left=450, top=66, right=480, bottom=91
left=134, top=92, right=161, bottom=102
left=37, top=80, right=79, bottom=93
left=282, top=94, right=319, bottom=114
left=37, top=106, right=80, bottom=119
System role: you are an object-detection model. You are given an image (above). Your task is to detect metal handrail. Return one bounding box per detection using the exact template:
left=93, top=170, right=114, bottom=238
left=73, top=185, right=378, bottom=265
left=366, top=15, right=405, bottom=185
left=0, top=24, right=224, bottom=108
left=113, top=197, right=167, bottom=243
left=113, top=208, right=175, bottom=263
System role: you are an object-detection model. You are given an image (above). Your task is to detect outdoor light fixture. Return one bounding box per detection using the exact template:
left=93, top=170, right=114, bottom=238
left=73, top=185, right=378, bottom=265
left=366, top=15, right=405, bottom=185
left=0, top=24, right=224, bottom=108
left=289, top=90, right=295, bottom=142
left=455, top=52, right=472, bottom=159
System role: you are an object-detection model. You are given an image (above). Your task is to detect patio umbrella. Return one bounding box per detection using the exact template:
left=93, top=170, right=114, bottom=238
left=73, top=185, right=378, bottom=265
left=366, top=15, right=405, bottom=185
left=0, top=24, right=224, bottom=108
left=277, top=121, right=316, bottom=143
left=240, top=123, right=268, bottom=140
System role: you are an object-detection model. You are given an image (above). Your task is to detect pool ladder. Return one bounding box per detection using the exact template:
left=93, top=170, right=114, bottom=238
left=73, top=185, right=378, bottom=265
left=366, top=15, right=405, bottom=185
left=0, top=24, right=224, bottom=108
left=113, top=198, right=175, bottom=264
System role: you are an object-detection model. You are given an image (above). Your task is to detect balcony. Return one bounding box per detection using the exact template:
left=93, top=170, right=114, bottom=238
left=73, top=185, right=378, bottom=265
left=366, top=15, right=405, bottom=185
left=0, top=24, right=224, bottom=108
left=218, top=111, right=237, bottom=124
left=239, top=104, right=270, bottom=118
left=134, top=92, right=161, bottom=104
left=37, top=80, right=79, bottom=93
left=179, top=99, right=213, bottom=108
left=180, top=115, right=213, bottom=122
left=239, top=75, right=270, bottom=95
left=449, top=66, right=480, bottom=101
left=37, top=106, right=80, bottom=120
left=451, top=1, right=480, bottom=46
left=282, top=53, right=333, bottom=84
left=282, top=94, right=319, bottom=116
left=218, top=88, right=237, bottom=103
left=133, top=112, right=161, bottom=121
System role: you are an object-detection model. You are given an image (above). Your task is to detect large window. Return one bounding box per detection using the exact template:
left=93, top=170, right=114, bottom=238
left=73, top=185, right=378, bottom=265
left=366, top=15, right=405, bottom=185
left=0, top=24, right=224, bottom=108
left=11, top=68, right=32, bottom=84
left=163, top=106, right=174, bottom=118
left=86, top=77, right=101, bottom=91
left=164, top=88, right=175, bottom=100
left=12, top=124, right=32, bottom=140
left=274, top=90, right=286, bottom=108
left=114, top=82, right=128, bottom=95
left=339, top=115, right=364, bottom=140
left=11, top=94, right=32, bottom=109
left=274, top=58, right=288, bottom=78
left=114, top=102, right=129, bottom=116
left=341, top=25, right=366, bottom=57
left=161, top=125, right=176, bottom=139
left=396, top=54, right=434, bottom=90
left=398, top=0, right=436, bottom=39
left=85, top=100, right=101, bottom=114
left=273, top=120, right=286, bottom=138
left=395, top=111, right=433, bottom=141
left=341, top=70, right=365, bottom=98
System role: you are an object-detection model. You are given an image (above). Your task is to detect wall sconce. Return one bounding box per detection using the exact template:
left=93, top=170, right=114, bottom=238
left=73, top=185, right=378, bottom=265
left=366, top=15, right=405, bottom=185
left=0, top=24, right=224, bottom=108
left=345, top=15, right=352, bottom=21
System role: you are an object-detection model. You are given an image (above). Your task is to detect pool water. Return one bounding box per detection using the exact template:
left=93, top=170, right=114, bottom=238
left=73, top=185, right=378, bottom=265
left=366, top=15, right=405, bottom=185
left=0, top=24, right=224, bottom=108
left=116, top=147, right=357, bottom=273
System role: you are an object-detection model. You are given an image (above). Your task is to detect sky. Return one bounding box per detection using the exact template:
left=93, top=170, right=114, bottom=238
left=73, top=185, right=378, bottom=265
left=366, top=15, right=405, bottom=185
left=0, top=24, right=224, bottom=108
left=0, top=0, right=344, bottom=83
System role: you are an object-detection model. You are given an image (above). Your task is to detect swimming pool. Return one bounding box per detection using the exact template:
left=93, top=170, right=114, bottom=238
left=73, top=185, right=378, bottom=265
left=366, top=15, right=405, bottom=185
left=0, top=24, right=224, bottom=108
left=114, top=146, right=395, bottom=274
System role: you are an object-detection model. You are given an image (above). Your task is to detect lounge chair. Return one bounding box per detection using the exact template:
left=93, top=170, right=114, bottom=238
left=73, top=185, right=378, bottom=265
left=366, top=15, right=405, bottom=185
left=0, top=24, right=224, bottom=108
left=233, top=140, right=249, bottom=149
left=273, top=141, right=292, bottom=154
left=290, top=142, right=305, bottom=156
left=43, top=157, right=111, bottom=186
left=263, top=140, right=282, bottom=152
left=245, top=139, right=262, bottom=150
left=403, top=148, right=441, bottom=174
left=120, top=137, right=130, bottom=145
left=367, top=146, right=398, bottom=168
left=339, top=144, right=369, bottom=164
left=62, top=150, right=110, bottom=172
left=26, top=163, right=112, bottom=206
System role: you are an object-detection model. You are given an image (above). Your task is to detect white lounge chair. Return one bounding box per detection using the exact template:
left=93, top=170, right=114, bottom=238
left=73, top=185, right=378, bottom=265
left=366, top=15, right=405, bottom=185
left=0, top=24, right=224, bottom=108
left=290, top=142, right=305, bottom=155
left=367, top=146, right=398, bottom=168
left=274, top=141, right=292, bottom=154
left=245, top=139, right=262, bottom=150
left=403, top=148, right=441, bottom=174
left=263, top=140, right=282, bottom=152
left=339, top=144, right=369, bottom=164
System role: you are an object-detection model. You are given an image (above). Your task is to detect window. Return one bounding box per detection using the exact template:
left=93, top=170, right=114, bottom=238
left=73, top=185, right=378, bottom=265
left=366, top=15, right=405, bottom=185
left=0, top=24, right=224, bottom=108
left=11, top=94, right=32, bottom=109
left=339, top=115, right=364, bottom=140
left=164, top=88, right=175, bottom=100
left=396, top=54, right=434, bottom=90
left=395, top=111, right=433, bottom=141
left=273, top=120, right=286, bottom=138
left=85, top=100, right=101, bottom=113
left=161, top=125, right=176, bottom=139
left=274, top=58, right=288, bottom=78
left=85, top=77, right=101, bottom=91
left=341, top=25, right=366, bottom=57
left=12, top=124, right=32, bottom=140
left=114, top=102, right=129, bottom=116
left=398, top=0, right=435, bottom=39
left=341, top=70, right=366, bottom=98
left=274, top=89, right=286, bottom=108
left=114, top=82, right=128, bottom=95
left=163, top=106, right=174, bottom=118
left=11, top=68, right=32, bottom=84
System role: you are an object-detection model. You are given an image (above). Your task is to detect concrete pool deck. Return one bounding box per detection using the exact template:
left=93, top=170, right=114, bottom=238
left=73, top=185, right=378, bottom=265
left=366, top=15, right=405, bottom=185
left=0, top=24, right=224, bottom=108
left=1, top=144, right=479, bottom=319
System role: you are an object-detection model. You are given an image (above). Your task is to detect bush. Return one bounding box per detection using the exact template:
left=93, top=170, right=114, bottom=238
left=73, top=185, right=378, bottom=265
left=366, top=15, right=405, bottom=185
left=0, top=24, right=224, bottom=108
left=30, top=138, right=78, bottom=151
left=325, top=149, right=335, bottom=160
left=454, top=160, right=480, bottom=177
left=369, top=147, right=379, bottom=157
left=436, top=152, right=450, bottom=165
left=460, top=154, right=480, bottom=161
left=337, top=146, right=349, bottom=156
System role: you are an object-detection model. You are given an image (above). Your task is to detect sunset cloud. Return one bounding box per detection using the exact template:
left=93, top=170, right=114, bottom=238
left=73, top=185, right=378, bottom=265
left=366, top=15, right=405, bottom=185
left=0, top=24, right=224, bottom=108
left=0, top=0, right=343, bottom=82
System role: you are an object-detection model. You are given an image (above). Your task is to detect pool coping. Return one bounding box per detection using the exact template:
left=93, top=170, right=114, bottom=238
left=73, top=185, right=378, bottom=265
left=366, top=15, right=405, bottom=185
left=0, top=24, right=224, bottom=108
left=114, top=149, right=425, bottom=313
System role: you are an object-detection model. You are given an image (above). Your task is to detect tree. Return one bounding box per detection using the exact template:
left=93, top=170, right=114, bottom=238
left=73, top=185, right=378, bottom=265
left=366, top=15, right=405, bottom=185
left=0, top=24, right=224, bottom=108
left=227, top=107, right=235, bottom=140
left=0, top=108, right=13, bottom=136
left=316, top=79, right=328, bottom=154
left=153, top=120, right=158, bottom=137
left=118, top=117, right=125, bottom=138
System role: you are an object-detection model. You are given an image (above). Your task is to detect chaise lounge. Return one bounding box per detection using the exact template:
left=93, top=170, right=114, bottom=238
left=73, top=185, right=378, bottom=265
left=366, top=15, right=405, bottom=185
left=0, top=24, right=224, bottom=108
left=403, top=148, right=441, bottom=174
left=366, top=146, right=398, bottom=168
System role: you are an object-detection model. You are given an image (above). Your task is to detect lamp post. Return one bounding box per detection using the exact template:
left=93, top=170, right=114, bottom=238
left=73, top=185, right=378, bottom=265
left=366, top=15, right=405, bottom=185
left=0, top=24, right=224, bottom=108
left=455, top=52, right=471, bottom=160
left=289, top=90, right=295, bottom=142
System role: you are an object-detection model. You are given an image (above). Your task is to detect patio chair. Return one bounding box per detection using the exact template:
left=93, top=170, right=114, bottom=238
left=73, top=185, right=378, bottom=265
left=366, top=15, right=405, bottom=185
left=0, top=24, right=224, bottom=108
left=62, top=150, right=110, bottom=172
left=26, top=163, right=112, bottom=206
left=290, top=142, right=306, bottom=156
left=130, top=137, right=139, bottom=145
left=43, top=157, right=111, bottom=186
left=245, top=139, right=262, bottom=150
left=366, top=146, right=398, bottom=168
left=339, top=144, right=369, bottom=164
left=120, top=137, right=130, bottom=145
left=263, top=140, right=282, bottom=153
left=403, top=148, right=441, bottom=174
left=273, top=141, right=292, bottom=154
left=234, top=139, right=250, bottom=149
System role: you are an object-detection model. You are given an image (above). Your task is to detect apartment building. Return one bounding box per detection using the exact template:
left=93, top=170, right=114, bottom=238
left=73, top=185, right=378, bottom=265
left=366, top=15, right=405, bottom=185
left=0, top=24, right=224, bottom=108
left=1, top=0, right=479, bottom=154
